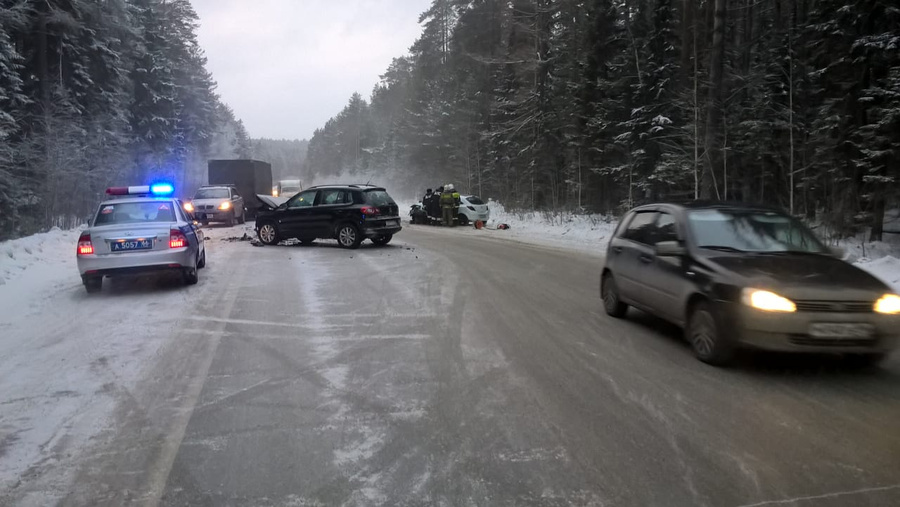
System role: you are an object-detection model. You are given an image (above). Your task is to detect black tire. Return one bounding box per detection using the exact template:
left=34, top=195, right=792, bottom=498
left=336, top=223, right=362, bottom=249
left=197, top=248, right=207, bottom=269
left=238, top=210, right=246, bottom=224
left=687, top=301, right=734, bottom=365
left=457, top=214, right=469, bottom=226
left=183, top=266, right=199, bottom=285
left=227, top=213, right=236, bottom=227
left=300, top=238, right=315, bottom=245
left=83, top=276, right=102, bottom=294
left=601, top=272, right=628, bottom=318
left=257, top=222, right=280, bottom=245
left=372, top=235, right=392, bottom=246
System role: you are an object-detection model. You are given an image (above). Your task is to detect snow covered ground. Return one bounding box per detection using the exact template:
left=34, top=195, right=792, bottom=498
left=0, top=223, right=247, bottom=504
left=1, top=209, right=899, bottom=501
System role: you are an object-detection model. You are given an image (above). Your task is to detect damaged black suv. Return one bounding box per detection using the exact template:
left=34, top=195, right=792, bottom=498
left=255, top=185, right=402, bottom=249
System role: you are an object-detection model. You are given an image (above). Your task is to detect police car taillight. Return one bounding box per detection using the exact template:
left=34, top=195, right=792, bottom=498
left=169, top=229, right=187, bottom=249
left=77, top=233, right=94, bottom=255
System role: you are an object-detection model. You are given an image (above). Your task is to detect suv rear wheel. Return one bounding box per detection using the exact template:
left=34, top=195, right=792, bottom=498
left=337, top=224, right=362, bottom=249
left=457, top=214, right=469, bottom=226
left=372, top=235, right=392, bottom=246
left=258, top=222, right=280, bottom=245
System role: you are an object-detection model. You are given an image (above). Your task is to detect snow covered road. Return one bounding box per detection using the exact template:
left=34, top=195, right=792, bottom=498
left=2, top=223, right=900, bottom=506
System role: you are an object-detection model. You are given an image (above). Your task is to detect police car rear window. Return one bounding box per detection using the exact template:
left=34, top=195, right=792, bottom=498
left=94, top=202, right=177, bottom=225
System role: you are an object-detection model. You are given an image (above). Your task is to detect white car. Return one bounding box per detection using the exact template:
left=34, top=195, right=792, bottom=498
left=457, top=195, right=490, bottom=225
left=76, top=184, right=206, bottom=293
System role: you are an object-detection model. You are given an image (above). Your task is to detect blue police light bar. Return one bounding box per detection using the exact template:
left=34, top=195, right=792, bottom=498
left=150, top=183, right=174, bottom=195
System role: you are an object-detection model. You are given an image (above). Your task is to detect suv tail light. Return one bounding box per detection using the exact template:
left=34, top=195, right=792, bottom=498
left=169, top=229, right=187, bottom=249
left=77, top=233, right=94, bottom=255
left=360, top=206, right=381, bottom=216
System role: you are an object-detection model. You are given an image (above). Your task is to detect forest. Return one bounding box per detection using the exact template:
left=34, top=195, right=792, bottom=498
left=306, top=0, right=900, bottom=239
left=0, top=0, right=251, bottom=240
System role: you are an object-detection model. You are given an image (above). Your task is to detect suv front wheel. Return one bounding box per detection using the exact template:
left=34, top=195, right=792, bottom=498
left=258, top=222, right=280, bottom=245
left=337, top=224, right=362, bottom=249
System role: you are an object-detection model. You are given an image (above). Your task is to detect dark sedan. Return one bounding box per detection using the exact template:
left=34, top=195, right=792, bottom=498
left=600, top=203, right=900, bottom=366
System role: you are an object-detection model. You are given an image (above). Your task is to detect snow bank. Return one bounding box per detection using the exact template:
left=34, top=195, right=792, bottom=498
left=0, top=227, right=82, bottom=285
left=483, top=201, right=616, bottom=254
left=854, top=256, right=900, bottom=293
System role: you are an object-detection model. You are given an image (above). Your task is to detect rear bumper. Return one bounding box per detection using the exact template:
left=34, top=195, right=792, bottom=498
left=724, top=302, right=900, bottom=354
left=77, top=248, right=196, bottom=277
left=362, top=224, right=402, bottom=238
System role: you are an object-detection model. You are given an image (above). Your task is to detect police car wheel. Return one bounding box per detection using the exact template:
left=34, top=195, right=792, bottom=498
left=238, top=210, right=246, bottom=224
left=83, top=276, right=102, bottom=294
left=183, top=267, right=199, bottom=285
left=457, top=214, right=469, bottom=226
left=197, top=248, right=207, bottom=269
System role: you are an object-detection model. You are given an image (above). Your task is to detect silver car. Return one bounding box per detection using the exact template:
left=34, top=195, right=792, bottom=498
left=185, top=185, right=246, bottom=226
left=76, top=192, right=206, bottom=293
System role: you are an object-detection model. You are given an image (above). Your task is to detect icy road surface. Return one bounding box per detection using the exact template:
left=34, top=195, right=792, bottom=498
left=2, top=223, right=900, bottom=506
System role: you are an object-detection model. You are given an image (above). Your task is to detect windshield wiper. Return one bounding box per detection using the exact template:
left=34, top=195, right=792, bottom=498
left=699, top=245, right=746, bottom=253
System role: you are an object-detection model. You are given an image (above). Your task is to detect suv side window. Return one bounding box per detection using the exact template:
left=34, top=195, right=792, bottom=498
left=231, top=188, right=239, bottom=199
left=622, top=212, right=659, bottom=245
left=288, top=190, right=316, bottom=209
left=318, top=189, right=348, bottom=205
left=654, top=212, right=678, bottom=244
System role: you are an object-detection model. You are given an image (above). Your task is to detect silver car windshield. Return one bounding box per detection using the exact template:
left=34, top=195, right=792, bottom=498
left=687, top=210, right=827, bottom=254
left=194, top=188, right=230, bottom=199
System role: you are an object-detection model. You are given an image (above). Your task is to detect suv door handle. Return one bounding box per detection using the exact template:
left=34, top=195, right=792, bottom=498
left=612, top=246, right=623, bottom=254
left=639, top=254, right=654, bottom=263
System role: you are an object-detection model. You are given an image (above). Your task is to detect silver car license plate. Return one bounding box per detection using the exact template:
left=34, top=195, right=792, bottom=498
left=808, top=323, right=874, bottom=339
left=111, top=239, right=153, bottom=252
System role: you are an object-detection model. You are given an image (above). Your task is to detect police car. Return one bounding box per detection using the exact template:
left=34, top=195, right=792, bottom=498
left=76, top=184, right=206, bottom=293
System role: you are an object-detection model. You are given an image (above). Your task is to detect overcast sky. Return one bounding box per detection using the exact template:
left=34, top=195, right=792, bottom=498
left=191, top=0, right=428, bottom=141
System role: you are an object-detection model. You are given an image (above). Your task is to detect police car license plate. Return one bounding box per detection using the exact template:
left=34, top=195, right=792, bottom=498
left=386, top=220, right=399, bottom=227
left=111, top=239, right=153, bottom=252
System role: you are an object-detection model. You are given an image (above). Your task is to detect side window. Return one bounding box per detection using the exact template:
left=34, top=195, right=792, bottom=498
left=231, top=188, right=239, bottom=198
left=655, top=213, right=678, bottom=244
left=622, top=212, right=659, bottom=245
left=288, top=190, right=316, bottom=209
left=318, top=189, right=346, bottom=205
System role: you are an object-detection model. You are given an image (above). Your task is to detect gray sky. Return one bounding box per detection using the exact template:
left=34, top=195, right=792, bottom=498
left=191, top=0, right=428, bottom=141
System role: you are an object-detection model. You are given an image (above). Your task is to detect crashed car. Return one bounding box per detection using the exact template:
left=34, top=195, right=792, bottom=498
left=255, top=184, right=402, bottom=249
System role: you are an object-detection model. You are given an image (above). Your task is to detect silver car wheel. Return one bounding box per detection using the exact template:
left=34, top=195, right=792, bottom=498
left=690, top=310, right=716, bottom=357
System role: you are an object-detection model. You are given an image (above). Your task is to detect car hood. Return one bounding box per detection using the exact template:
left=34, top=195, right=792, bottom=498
left=257, top=194, right=289, bottom=211
left=709, top=253, right=889, bottom=299
left=191, top=198, right=229, bottom=207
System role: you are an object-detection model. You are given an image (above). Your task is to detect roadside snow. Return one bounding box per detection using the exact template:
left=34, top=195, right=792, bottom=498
left=855, top=256, right=900, bottom=293
left=0, top=227, right=82, bottom=286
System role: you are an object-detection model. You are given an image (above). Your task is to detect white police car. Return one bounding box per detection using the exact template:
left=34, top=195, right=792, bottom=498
left=76, top=184, right=206, bottom=293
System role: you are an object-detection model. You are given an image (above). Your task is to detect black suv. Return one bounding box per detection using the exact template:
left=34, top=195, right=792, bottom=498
left=255, top=185, right=402, bottom=249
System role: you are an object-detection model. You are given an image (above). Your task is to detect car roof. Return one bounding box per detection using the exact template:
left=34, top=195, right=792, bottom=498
left=98, top=196, right=178, bottom=206
left=305, top=184, right=386, bottom=191
left=630, top=201, right=785, bottom=213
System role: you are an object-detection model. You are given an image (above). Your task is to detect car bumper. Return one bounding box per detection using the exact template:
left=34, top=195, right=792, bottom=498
left=728, top=303, right=900, bottom=354
left=362, top=223, right=402, bottom=238
left=77, top=247, right=196, bottom=277
left=196, top=210, right=234, bottom=222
